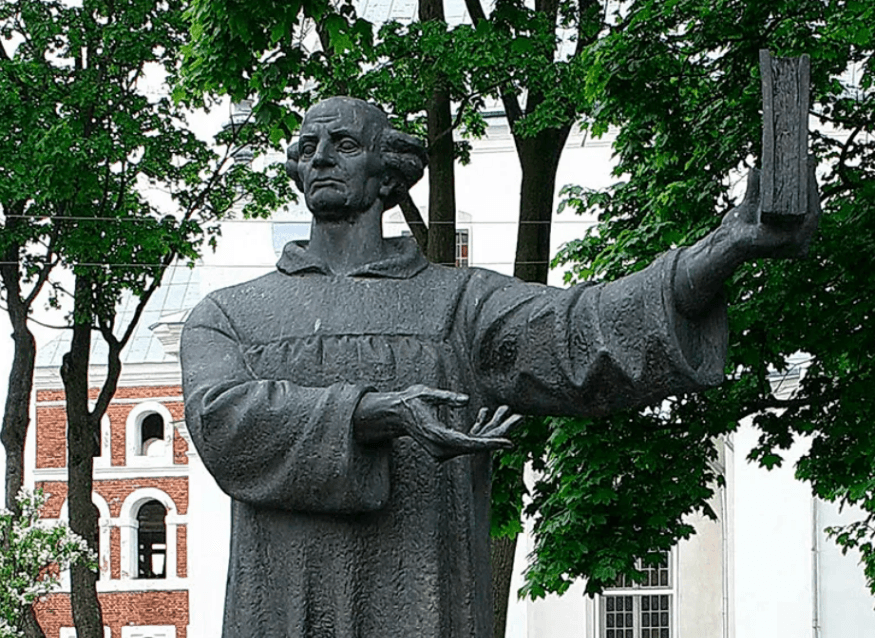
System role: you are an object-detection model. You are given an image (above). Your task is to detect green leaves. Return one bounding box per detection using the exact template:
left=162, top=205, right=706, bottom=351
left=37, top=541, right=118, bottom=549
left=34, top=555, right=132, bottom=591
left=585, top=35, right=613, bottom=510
left=518, top=407, right=723, bottom=597
left=552, top=0, right=875, bottom=598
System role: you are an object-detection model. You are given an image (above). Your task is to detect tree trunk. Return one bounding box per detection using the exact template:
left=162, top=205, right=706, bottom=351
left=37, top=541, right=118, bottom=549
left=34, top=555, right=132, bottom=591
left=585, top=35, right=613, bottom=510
left=491, top=534, right=518, bottom=638
left=61, top=277, right=103, bottom=638
left=490, top=126, right=572, bottom=638
left=0, top=248, right=36, bottom=516
left=513, top=131, right=568, bottom=285
left=1, top=242, right=47, bottom=638
left=420, top=0, right=457, bottom=267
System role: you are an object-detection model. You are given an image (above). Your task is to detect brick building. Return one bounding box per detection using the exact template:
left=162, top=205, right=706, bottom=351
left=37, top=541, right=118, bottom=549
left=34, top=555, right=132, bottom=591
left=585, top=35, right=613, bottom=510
left=29, top=267, right=199, bottom=638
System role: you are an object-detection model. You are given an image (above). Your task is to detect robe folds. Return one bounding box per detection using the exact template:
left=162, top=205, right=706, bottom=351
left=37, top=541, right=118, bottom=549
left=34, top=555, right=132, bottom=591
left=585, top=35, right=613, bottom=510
left=180, top=236, right=728, bottom=638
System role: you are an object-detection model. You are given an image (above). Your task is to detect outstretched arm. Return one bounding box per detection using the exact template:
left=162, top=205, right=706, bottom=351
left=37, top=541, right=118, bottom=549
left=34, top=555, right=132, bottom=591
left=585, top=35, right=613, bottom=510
left=673, top=164, right=821, bottom=319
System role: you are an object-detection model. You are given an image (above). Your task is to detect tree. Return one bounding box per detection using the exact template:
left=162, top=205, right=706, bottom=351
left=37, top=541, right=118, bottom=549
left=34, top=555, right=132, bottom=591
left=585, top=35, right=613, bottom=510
left=0, top=490, right=95, bottom=638
left=0, top=1, right=292, bottom=636
left=546, top=0, right=875, bottom=597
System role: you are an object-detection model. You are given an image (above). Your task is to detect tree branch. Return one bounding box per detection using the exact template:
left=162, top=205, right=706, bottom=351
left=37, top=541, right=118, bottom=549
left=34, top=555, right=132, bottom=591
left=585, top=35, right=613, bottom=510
left=399, top=193, right=428, bottom=251
left=462, top=0, right=524, bottom=130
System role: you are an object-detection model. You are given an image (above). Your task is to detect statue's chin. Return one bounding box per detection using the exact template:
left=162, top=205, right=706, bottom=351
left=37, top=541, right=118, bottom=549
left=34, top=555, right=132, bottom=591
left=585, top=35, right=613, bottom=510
left=307, top=193, right=377, bottom=223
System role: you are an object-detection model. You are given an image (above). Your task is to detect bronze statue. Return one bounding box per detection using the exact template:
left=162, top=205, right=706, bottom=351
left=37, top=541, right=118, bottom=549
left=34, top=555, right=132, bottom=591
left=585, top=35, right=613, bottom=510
left=180, top=96, right=819, bottom=638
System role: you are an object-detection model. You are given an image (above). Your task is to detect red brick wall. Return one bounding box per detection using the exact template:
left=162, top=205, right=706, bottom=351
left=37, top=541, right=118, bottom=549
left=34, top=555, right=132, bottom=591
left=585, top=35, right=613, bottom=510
left=36, top=386, right=185, bottom=469
left=172, top=431, right=189, bottom=465
left=36, top=406, right=67, bottom=469
left=110, top=527, right=121, bottom=580
left=36, top=481, right=68, bottom=518
left=35, top=590, right=189, bottom=638
left=37, top=478, right=189, bottom=518
left=176, top=526, right=187, bottom=579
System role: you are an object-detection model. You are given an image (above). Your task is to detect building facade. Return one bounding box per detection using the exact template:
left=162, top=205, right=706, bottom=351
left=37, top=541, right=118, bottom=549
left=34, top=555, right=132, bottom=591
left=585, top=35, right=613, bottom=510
left=29, top=268, right=199, bottom=638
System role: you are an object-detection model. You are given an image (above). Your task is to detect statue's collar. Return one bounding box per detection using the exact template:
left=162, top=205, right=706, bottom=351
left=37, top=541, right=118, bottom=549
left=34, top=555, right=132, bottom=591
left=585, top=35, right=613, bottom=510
left=276, top=236, right=429, bottom=279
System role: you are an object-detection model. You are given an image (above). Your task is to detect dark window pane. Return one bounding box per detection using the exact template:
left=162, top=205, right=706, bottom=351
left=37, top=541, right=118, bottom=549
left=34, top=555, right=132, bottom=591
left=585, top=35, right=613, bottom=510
left=661, top=629, right=669, bottom=638
left=642, top=613, right=650, bottom=627
left=642, top=597, right=650, bottom=611
left=661, top=595, right=669, bottom=610
left=625, top=598, right=633, bottom=611
left=661, top=612, right=669, bottom=626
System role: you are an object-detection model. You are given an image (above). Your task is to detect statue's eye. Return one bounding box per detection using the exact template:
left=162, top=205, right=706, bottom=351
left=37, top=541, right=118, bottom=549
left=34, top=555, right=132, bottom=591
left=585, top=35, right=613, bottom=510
left=299, top=142, right=316, bottom=157
left=337, top=138, right=360, bottom=153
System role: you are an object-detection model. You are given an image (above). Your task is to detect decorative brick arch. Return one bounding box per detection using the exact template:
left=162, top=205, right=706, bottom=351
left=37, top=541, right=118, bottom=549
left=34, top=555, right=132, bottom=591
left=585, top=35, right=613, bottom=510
left=118, top=487, right=182, bottom=581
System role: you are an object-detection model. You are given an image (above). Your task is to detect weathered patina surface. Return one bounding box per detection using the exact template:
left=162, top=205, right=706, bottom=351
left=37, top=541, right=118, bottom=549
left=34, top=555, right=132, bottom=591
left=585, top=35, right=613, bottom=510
left=180, top=96, right=818, bottom=638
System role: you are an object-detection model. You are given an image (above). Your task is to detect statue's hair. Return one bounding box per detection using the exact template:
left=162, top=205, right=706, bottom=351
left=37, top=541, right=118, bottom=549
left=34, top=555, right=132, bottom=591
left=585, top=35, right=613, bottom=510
left=285, top=112, right=428, bottom=211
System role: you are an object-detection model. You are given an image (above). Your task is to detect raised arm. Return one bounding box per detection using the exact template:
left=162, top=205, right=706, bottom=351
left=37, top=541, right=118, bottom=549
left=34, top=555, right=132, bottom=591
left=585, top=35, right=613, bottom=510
left=674, top=165, right=820, bottom=319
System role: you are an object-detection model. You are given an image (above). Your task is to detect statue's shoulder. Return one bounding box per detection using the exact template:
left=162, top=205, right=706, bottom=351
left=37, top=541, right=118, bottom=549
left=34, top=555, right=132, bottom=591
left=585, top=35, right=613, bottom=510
left=193, top=271, right=289, bottom=320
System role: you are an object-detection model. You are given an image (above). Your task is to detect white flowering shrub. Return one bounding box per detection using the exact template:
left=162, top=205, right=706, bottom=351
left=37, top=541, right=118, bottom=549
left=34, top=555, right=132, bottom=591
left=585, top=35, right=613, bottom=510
left=0, top=489, right=96, bottom=638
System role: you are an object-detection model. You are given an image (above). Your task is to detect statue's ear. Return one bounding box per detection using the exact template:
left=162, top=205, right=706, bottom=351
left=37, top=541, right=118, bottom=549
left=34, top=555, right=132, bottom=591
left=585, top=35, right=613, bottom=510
left=380, top=171, right=404, bottom=208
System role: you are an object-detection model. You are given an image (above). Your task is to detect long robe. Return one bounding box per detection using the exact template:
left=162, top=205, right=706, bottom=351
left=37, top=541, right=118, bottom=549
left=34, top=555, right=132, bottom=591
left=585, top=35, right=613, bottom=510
left=180, top=236, right=727, bottom=638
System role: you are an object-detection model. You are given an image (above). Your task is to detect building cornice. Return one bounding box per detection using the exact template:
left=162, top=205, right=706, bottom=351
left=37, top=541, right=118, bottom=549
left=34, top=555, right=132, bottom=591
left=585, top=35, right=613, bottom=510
left=34, top=362, right=182, bottom=391
left=34, top=465, right=190, bottom=481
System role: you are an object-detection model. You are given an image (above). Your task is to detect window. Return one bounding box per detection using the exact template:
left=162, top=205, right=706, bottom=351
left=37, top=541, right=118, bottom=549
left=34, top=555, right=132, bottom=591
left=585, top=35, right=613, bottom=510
left=600, top=553, right=673, bottom=638
left=126, top=402, right=174, bottom=465
left=139, top=412, right=165, bottom=456
left=137, top=500, right=167, bottom=579
left=455, top=229, right=469, bottom=267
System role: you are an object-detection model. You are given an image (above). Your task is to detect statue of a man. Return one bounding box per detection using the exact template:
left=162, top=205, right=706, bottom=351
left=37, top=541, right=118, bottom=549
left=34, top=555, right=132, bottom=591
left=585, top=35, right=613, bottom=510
left=180, top=96, right=818, bottom=638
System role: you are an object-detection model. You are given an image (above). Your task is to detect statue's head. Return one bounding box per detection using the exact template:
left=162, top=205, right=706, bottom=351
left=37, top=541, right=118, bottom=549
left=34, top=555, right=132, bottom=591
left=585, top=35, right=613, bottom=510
left=286, top=97, right=427, bottom=218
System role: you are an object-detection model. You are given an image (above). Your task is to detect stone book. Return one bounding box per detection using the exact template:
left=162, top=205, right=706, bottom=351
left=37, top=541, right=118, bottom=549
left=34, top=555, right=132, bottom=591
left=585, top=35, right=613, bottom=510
left=759, top=50, right=810, bottom=226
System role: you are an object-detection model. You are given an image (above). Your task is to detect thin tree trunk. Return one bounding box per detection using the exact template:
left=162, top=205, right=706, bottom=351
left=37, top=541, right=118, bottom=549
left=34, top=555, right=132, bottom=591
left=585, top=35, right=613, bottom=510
left=490, top=126, right=572, bottom=638
left=0, top=244, right=45, bottom=638
left=61, top=277, right=103, bottom=638
left=420, top=0, right=457, bottom=267
left=513, top=132, right=568, bottom=285
left=0, top=248, right=35, bottom=516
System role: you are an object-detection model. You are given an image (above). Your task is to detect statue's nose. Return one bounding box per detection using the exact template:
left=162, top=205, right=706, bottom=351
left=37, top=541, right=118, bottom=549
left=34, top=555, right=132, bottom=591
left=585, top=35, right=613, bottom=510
left=312, top=140, right=336, bottom=167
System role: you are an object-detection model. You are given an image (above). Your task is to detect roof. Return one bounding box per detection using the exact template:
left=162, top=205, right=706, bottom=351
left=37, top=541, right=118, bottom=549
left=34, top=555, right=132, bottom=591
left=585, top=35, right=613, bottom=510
left=36, top=264, right=202, bottom=369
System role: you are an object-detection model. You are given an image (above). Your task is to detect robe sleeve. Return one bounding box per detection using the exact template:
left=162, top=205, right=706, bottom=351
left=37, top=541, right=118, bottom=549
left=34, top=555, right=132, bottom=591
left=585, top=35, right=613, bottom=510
left=180, top=295, right=391, bottom=514
left=466, top=249, right=728, bottom=417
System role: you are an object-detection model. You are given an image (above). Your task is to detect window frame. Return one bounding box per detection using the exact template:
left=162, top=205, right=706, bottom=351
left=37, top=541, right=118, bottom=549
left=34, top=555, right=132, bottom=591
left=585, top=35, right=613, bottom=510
left=598, top=551, right=677, bottom=638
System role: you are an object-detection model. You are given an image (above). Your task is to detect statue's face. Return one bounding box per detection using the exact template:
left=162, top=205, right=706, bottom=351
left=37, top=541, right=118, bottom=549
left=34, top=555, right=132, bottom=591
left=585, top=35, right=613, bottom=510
left=297, top=99, right=386, bottom=221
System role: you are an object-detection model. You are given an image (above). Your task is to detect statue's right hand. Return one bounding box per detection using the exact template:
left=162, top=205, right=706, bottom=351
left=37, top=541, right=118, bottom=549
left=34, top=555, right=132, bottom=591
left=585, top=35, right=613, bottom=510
left=353, top=385, right=518, bottom=460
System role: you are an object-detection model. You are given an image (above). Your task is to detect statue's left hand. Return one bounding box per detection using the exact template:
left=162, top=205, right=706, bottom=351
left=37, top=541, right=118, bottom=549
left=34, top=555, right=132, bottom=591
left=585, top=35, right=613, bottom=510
left=406, top=404, right=523, bottom=462
left=353, top=385, right=522, bottom=461
left=675, top=160, right=821, bottom=319
left=721, top=160, right=821, bottom=260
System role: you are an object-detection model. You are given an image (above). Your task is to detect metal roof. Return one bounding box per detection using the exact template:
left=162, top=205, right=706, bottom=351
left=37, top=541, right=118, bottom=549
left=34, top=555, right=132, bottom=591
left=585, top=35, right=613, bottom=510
left=35, top=264, right=201, bottom=369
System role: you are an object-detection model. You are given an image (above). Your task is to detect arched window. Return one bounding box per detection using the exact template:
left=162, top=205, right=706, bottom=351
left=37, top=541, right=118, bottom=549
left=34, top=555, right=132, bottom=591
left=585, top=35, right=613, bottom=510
left=125, top=402, right=173, bottom=466
left=137, top=500, right=167, bottom=579
left=140, top=412, right=165, bottom=456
